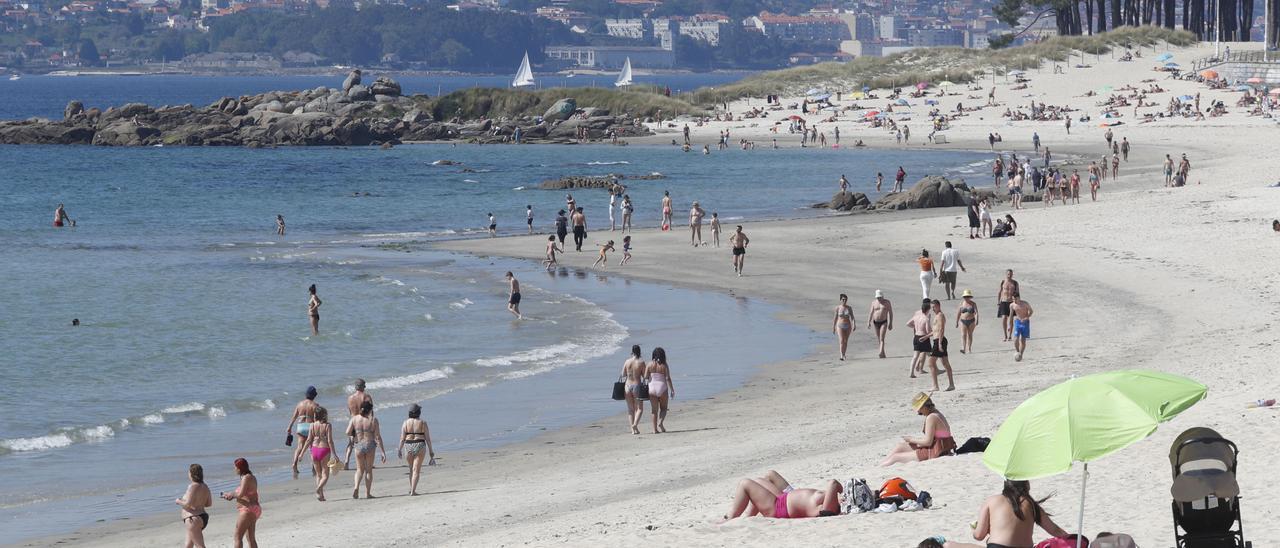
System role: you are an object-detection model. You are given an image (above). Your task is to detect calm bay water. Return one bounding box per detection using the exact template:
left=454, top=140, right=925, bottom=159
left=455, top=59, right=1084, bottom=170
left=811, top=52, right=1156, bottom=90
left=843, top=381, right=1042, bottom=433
left=0, top=132, right=988, bottom=542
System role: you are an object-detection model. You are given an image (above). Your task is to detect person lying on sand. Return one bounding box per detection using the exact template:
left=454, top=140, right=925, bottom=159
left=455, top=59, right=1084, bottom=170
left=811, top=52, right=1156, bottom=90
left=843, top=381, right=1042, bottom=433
left=723, top=470, right=843, bottom=520
left=920, top=480, right=1070, bottom=548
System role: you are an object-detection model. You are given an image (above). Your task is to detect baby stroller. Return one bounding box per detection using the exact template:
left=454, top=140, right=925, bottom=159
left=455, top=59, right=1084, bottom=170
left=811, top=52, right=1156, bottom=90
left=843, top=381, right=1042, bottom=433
left=1169, top=427, right=1250, bottom=548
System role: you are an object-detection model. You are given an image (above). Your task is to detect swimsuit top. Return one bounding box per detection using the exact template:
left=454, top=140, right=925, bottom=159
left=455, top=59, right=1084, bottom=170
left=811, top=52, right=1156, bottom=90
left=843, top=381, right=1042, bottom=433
left=918, top=258, right=934, bottom=271
left=960, top=306, right=975, bottom=314
left=837, top=307, right=852, bottom=319
left=649, top=372, right=667, bottom=383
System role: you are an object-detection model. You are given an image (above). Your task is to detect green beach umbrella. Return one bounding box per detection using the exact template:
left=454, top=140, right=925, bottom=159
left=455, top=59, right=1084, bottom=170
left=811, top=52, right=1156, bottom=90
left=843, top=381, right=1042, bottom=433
left=983, top=370, right=1206, bottom=547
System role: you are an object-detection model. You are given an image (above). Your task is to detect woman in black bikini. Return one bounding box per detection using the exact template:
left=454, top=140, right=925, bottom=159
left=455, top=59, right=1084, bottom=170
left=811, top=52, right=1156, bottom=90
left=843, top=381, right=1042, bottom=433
left=955, top=290, right=979, bottom=354
left=176, top=463, right=212, bottom=548
left=397, top=404, right=435, bottom=496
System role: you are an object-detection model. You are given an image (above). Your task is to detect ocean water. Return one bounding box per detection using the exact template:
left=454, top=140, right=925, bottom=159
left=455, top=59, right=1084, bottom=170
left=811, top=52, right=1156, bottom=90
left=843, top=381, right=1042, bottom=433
left=0, top=142, right=986, bottom=543
left=0, top=72, right=752, bottom=121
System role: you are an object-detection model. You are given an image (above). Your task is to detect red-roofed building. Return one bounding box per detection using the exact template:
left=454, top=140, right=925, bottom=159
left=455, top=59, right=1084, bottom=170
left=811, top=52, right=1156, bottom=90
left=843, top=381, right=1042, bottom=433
left=746, top=11, right=850, bottom=43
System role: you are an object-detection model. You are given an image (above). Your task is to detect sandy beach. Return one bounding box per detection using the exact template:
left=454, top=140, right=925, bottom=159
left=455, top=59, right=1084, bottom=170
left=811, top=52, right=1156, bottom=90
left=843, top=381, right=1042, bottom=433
left=38, top=41, right=1280, bottom=547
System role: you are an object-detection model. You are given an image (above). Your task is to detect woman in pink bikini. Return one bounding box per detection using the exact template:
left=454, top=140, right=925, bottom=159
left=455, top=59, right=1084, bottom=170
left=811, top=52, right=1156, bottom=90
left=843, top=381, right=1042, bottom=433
left=723, top=470, right=843, bottom=520
left=646, top=347, right=675, bottom=434
left=301, top=406, right=337, bottom=500
left=880, top=393, right=956, bottom=466
left=222, top=458, right=260, bottom=548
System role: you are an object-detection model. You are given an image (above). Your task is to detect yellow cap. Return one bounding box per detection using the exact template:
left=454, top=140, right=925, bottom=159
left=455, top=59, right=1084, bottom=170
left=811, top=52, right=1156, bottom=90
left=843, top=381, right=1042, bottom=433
left=912, top=392, right=932, bottom=411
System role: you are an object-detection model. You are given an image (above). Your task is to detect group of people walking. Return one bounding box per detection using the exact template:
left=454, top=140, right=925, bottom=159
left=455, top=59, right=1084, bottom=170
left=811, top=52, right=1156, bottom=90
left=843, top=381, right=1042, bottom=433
left=619, top=345, right=676, bottom=435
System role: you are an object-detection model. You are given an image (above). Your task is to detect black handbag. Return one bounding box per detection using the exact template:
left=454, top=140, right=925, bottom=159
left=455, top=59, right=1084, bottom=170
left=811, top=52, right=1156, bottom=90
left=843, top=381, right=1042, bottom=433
left=285, top=432, right=294, bottom=447
left=612, top=376, right=626, bottom=401
left=636, top=382, right=650, bottom=400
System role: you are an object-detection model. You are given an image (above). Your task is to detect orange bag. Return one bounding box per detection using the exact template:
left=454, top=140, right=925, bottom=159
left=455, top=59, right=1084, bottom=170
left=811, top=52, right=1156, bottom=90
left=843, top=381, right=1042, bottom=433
left=879, top=477, right=917, bottom=501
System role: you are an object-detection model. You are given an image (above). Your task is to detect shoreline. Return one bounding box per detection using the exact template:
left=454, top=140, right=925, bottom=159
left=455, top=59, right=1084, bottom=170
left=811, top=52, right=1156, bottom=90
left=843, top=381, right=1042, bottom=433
left=24, top=41, right=1280, bottom=547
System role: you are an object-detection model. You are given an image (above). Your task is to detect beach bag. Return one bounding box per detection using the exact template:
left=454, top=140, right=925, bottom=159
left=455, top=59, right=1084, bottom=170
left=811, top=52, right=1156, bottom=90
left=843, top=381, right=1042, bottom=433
left=327, top=455, right=341, bottom=474
left=1091, top=533, right=1137, bottom=548
left=1035, top=535, right=1089, bottom=548
left=612, top=377, right=626, bottom=401
left=849, top=479, right=877, bottom=513
left=956, top=437, right=990, bottom=454
left=285, top=432, right=294, bottom=447
left=877, top=477, right=917, bottom=502
left=636, top=382, right=650, bottom=400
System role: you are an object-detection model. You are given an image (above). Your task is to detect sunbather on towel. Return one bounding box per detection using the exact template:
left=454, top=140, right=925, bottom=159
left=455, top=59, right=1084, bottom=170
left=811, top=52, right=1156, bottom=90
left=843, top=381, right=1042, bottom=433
left=723, top=470, right=842, bottom=520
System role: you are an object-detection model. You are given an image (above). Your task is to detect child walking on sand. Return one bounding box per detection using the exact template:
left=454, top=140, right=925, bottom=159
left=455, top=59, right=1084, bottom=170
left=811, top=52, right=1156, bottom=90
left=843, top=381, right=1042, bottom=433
left=621, top=236, right=633, bottom=265
left=592, top=240, right=616, bottom=269
left=543, top=235, right=562, bottom=270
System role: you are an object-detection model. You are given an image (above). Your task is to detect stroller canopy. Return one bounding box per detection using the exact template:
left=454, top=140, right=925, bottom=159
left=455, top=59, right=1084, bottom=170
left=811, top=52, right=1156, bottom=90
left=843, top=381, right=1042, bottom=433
left=1169, top=427, right=1240, bottom=502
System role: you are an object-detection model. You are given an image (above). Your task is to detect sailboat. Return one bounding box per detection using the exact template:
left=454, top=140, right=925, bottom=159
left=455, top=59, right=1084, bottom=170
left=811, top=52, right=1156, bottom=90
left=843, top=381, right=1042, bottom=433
left=614, top=57, right=633, bottom=88
left=511, top=52, right=535, bottom=88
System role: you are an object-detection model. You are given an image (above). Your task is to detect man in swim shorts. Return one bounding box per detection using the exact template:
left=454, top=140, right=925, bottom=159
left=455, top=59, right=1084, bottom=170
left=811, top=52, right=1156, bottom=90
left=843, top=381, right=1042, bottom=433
left=342, top=379, right=373, bottom=470
left=929, top=300, right=955, bottom=391
left=867, top=290, right=893, bottom=359
left=53, top=203, right=71, bottom=227
left=286, top=386, right=319, bottom=476
left=730, top=225, right=749, bottom=277
left=1010, top=293, right=1033, bottom=362
left=996, top=270, right=1019, bottom=342
left=505, top=272, right=522, bottom=319
left=906, top=300, right=933, bottom=379
left=723, top=470, right=843, bottom=520
left=571, top=207, right=587, bottom=252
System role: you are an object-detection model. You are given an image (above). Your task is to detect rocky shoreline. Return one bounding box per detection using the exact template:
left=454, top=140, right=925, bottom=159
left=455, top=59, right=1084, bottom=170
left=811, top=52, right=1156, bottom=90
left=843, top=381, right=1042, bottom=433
left=0, top=71, right=651, bottom=147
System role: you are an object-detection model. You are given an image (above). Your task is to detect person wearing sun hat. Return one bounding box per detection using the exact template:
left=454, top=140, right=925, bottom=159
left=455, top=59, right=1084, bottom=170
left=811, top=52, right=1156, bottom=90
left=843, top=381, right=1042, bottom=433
left=881, top=392, right=956, bottom=466
left=955, top=289, right=979, bottom=354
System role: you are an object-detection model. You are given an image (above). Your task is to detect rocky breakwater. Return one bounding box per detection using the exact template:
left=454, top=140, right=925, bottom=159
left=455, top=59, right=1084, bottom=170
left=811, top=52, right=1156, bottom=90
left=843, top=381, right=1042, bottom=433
left=539, top=172, right=667, bottom=190
left=0, top=71, right=651, bottom=147
left=813, top=176, right=1001, bottom=211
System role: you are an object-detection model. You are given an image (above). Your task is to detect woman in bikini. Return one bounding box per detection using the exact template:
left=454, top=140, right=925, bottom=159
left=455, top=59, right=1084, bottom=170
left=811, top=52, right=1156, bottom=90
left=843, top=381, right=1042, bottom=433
left=176, top=463, right=211, bottom=548
left=620, top=345, right=646, bottom=435
left=646, top=347, right=675, bottom=434
left=397, top=404, right=435, bottom=496
left=301, top=406, right=337, bottom=500
left=307, top=284, right=322, bottom=336
left=955, top=290, right=979, bottom=354
left=723, top=470, right=843, bottom=520
left=345, top=401, right=385, bottom=499
left=881, top=393, right=956, bottom=466
left=832, top=294, right=855, bottom=360
left=221, top=458, right=259, bottom=548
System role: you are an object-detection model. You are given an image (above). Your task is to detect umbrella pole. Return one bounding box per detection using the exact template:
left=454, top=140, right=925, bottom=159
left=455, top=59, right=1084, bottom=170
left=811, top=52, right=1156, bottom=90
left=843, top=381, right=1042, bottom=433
left=1076, top=462, right=1089, bottom=548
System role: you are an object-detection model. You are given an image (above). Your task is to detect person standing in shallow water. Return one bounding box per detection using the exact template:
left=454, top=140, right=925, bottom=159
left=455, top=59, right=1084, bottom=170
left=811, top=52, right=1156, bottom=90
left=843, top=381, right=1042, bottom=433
left=276, top=215, right=285, bottom=236
left=646, top=347, right=675, bottom=433
left=505, top=272, right=522, bottom=319
left=307, top=284, right=321, bottom=336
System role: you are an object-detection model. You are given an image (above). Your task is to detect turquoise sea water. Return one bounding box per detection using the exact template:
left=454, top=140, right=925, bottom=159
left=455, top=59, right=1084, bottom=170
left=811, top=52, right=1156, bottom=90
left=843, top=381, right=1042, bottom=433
left=0, top=141, right=989, bottom=543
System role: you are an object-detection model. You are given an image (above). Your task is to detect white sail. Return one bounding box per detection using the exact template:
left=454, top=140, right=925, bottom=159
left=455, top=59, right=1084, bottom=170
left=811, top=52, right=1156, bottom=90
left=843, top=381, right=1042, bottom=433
left=512, top=52, right=535, bottom=88
left=614, top=58, right=633, bottom=88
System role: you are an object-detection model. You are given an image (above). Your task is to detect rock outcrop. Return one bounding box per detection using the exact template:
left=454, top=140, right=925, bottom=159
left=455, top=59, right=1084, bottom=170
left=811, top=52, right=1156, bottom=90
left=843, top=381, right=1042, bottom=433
left=0, top=76, right=652, bottom=148
left=538, top=172, right=666, bottom=190
left=814, top=191, right=871, bottom=211
left=873, top=176, right=974, bottom=210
